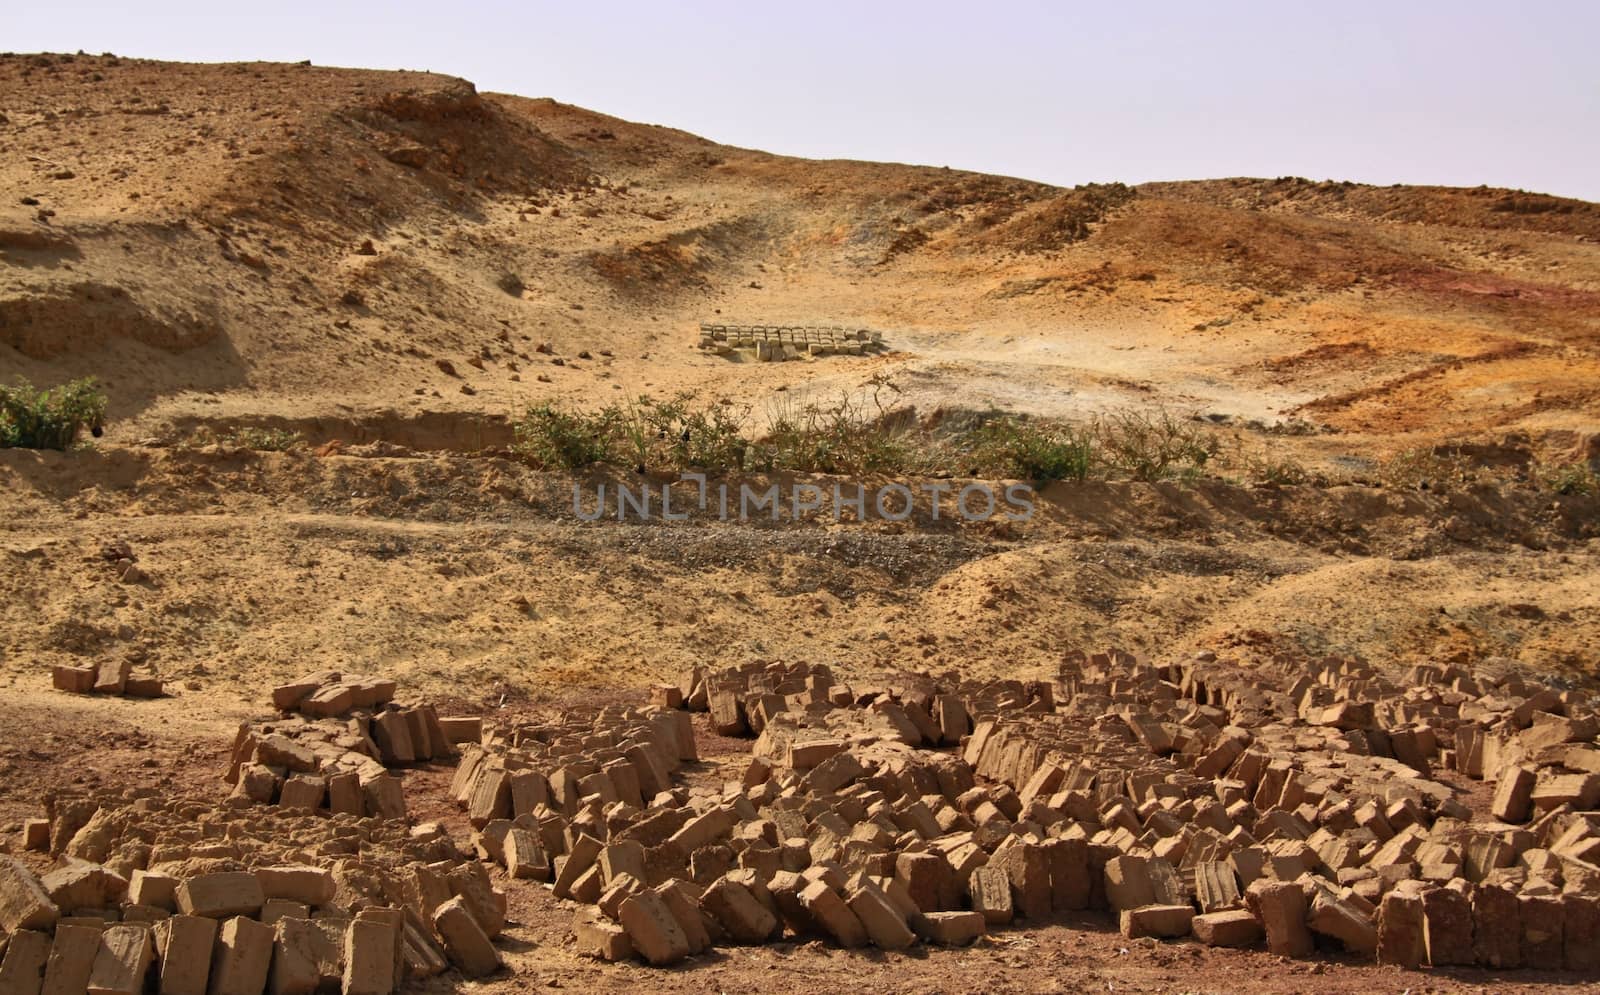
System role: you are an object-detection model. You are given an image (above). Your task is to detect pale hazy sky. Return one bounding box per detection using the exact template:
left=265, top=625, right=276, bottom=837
left=12, top=1, right=1600, bottom=200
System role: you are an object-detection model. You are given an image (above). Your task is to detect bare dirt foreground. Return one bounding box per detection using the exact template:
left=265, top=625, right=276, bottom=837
left=2, top=52, right=1600, bottom=995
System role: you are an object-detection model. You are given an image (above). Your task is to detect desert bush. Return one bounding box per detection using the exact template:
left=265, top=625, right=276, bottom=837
left=968, top=417, right=1095, bottom=483
left=1535, top=461, right=1599, bottom=496
left=512, top=404, right=617, bottom=470
left=0, top=377, right=107, bottom=450
left=752, top=377, right=917, bottom=475
left=1379, top=448, right=1482, bottom=491
left=1093, top=409, right=1219, bottom=482
left=225, top=427, right=303, bottom=452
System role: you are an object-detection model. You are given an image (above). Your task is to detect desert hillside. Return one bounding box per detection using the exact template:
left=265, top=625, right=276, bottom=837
left=2, top=53, right=1597, bottom=457
left=2, top=53, right=1600, bottom=995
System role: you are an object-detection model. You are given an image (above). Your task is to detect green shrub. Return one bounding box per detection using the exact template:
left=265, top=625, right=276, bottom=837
left=512, top=404, right=616, bottom=470
left=752, top=380, right=917, bottom=475
left=970, top=417, right=1094, bottom=482
left=225, top=427, right=303, bottom=452
left=1093, top=409, right=1219, bottom=482
left=1535, top=461, right=1599, bottom=496
left=0, top=377, right=107, bottom=450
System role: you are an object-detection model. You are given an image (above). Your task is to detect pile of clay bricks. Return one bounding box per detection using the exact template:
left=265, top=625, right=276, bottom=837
left=580, top=651, right=1600, bottom=972
left=50, top=659, right=162, bottom=699
left=221, top=671, right=471, bottom=819
left=696, top=323, right=888, bottom=362
left=0, top=785, right=511, bottom=995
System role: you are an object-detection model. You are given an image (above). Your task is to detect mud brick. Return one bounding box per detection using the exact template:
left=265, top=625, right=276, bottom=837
left=1520, top=894, right=1564, bottom=970
left=437, top=716, right=482, bottom=745
left=278, top=773, right=327, bottom=810
left=1194, top=736, right=1245, bottom=780
left=847, top=883, right=916, bottom=950
left=371, top=711, right=415, bottom=765
left=269, top=917, right=321, bottom=995
left=341, top=918, right=395, bottom=995
left=1193, top=861, right=1240, bottom=912
left=998, top=842, right=1051, bottom=920
left=256, top=866, right=335, bottom=907
left=43, top=862, right=120, bottom=911
left=1103, top=854, right=1155, bottom=912
left=894, top=851, right=955, bottom=914
left=651, top=881, right=710, bottom=954
left=262, top=900, right=310, bottom=925
left=93, top=658, right=132, bottom=695
left=326, top=772, right=362, bottom=817
left=667, top=807, right=734, bottom=853
left=915, top=909, right=983, bottom=945
left=708, top=687, right=746, bottom=736
left=788, top=739, right=846, bottom=770
left=969, top=865, right=1013, bottom=925
left=153, top=915, right=215, bottom=995
left=86, top=924, right=153, bottom=995
left=360, top=773, right=405, bottom=821
left=1470, top=882, right=1521, bottom=968
left=18, top=819, right=48, bottom=853
left=1247, top=880, right=1312, bottom=958
left=399, top=917, right=447, bottom=978
left=572, top=907, right=633, bottom=961
left=1308, top=886, right=1376, bottom=956
left=466, top=767, right=511, bottom=828
left=600, top=841, right=647, bottom=886
left=616, top=891, right=690, bottom=965
left=1122, top=903, right=1194, bottom=939
left=0, top=929, right=50, bottom=995
left=207, top=916, right=273, bottom=995
left=1563, top=894, right=1600, bottom=971
left=300, top=683, right=356, bottom=718
left=553, top=833, right=603, bottom=900
left=447, top=863, right=503, bottom=939
left=768, top=871, right=818, bottom=936
left=173, top=872, right=262, bottom=921
left=1491, top=765, right=1537, bottom=823
left=700, top=878, right=777, bottom=943
left=1193, top=908, right=1263, bottom=948
left=271, top=672, right=337, bottom=710
left=934, top=694, right=969, bottom=745
left=40, top=923, right=98, bottom=995
left=1, top=858, right=58, bottom=935
left=1416, top=886, right=1472, bottom=966
left=504, top=828, right=549, bottom=881
left=623, top=745, right=669, bottom=800
left=505, top=770, right=548, bottom=818
left=805, top=752, right=866, bottom=794
left=793, top=879, right=861, bottom=946
left=1531, top=773, right=1600, bottom=813
left=431, top=896, right=500, bottom=977
left=53, top=664, right=96, bottom=694
left=1043, top=837, right=1089, bottom=911
left=125, top=674, right=163, bottom=697
left=128, top=870, right=179, bottom=911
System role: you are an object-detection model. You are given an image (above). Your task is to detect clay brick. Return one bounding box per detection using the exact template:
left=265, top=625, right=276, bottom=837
left=0, top=857, right=59, bottom=933
left=1421, top=886, right=1473, bottom=966
left=154, top=915, right=215, bottom=995
left=207, top=916, right=274, bottom=995
left=86, top=924, right=153, bottom=995
left=552, top=833, right=603, bottom=900
left=93, top=659, right=131, bottom=695
left=651, top=881, right=711, bottom=954
left=1247, top=880, right=1312, bottom=958
left=1121, top=903, right=1194, bottom=939
left=504, top=828, right=549, bottom=881
left=1520, top=893, right=1564, bottom=970
left=128, top=870, right=179, bottom=911
left=1193, top=861, right=1240, bottom=913
left=969, top=865, right=1013, bottom=925
left=437, top=716, right=482, bottom=745
left=1103, top=854, right=1156, bottom=912
left=431, top=896, right=500, bottom=977
left=572, top=908, right=633, bottom=961
left=847, top=883, right=916, bottom=950
left=342, top=918, right=397, bottom=995
left=1564, top=894, right=1600, bottom=972
left=1308, top=887, right=1376, bottom=956
left=919, top=909, right=985, bottom=945
left=798, top=880, right=867, bottom=947
left=1470, top=882, right=1521, bottom=969
left=268, top=918, right=321, bottom=995
left=1193, top=908, right=1264, bottom=948
left=53, top=664, right=96, bottom=694
left=1043, top=837, right=1090, bottom=911
left=0, top=929, right=50, bottom=995
left=998, top=842, right=1051, bottom=920
left=699, top=878, right=777, bottom=944
left=1491, top=765, right=1537, bottom=823
left=360, top=774, right=406, bottom=821
left=41, top=922, right=100, bottom=995
left=176, top=872, right=264, bottom=920
left=618, top=891, right=691, bottom=965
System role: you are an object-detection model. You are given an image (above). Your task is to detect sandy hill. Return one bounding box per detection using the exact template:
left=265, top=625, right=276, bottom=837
left=2, top=52, right=1597, bottom=460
